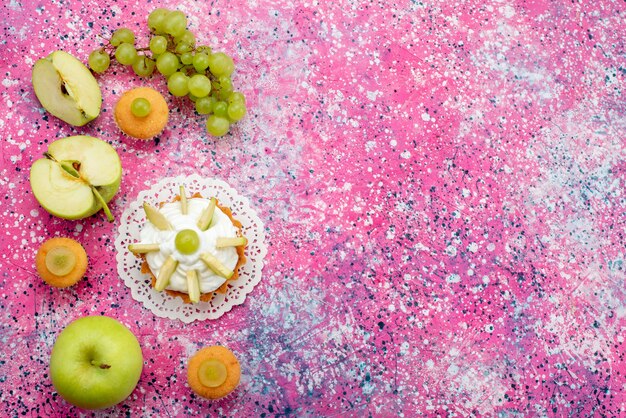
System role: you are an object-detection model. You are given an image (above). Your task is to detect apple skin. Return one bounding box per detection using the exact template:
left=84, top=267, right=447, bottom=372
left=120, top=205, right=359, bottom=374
left=50, top=316, right=143, bottom=410
left=29, top=135, right=122, bottom=220
left=32, top=50, right=102, bottom=126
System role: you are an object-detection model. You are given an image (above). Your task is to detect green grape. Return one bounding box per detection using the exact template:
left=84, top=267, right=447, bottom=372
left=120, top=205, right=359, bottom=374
left=156, top=52, right=180, bottom=76
left=192, top=52, right=210, bottom=72
left=167, top=72, right=189, bottom=97
left=132, top=56, right=155, bottom=77
left=188, top=93, right=199, bottom=102
left=180, top=52, right=194, bottom=65
left=217, top=76, right=233, bottom=99
left=175, top=30, right=196, bottom=48
left=195, top=96, right=215, bottom=114
left=88, top=49, right=110, bottom=73
left=164, top=10, right=187, bottom=38
left=227, top=101, right=246, bottom=122
left=213, top=101, right=228, bottom=117
left=218, top=76, right=233, bottom=91
left=131, top=97, right=151, bottom=117
left=148, top=8, right=170, bottom=33
left=227, top=91, right=246, bottom=104
left=208, top=52, right=234, bottom=77
left=196, top=45, right=212, bottom=54
left=175, top=229, right=200, bottom=254
left=149, top=35, right=168, bottom=55
left=206, top=115, right=230, bottom=137
left=115, top=43, right=139, bottom=65
left=188, top=74, right=211, bottom=98
left=175, top=42, right=193, bottom=54
left=110, top=28, right=135, bottom=46
left=218, top=87, right=232, bottom=100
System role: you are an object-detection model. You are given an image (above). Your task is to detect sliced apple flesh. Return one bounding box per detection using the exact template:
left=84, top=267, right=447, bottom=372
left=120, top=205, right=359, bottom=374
left=29, top=136, right=121, bottom=221
left=143, top=202, right=173, bottom=230
left=128, top=243, right=160, bottom=253
left=180, top=186, right=188, bottom=215
left=186, top=270, right=200, bottom=304
left=197, top=359, right=228, bottom=388
left=32, top=50, right=102, bottom=126
left=197, top=198, right=216, bottom=231
left=215, top=237, right=248, bottom=248
left=30, top=159, right=94, bottom=218
left=200, top=252, right=233, bottom=279
left=155, top=256, right=178, bottom=291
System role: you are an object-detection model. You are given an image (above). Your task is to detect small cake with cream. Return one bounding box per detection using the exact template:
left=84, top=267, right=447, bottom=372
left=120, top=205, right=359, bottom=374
left=129, top=186, right=247, bottom=303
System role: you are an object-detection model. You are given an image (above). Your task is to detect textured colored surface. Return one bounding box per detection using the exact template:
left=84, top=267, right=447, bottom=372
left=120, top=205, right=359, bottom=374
left=1, top=0, right=625, bottom=416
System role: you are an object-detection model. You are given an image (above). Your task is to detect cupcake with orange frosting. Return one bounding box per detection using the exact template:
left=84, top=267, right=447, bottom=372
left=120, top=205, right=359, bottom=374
left=114, top=87, right=169, bottom=139
left=187, top=345, right=241, bottom=399
left=36, top=237, right=88, bottom=288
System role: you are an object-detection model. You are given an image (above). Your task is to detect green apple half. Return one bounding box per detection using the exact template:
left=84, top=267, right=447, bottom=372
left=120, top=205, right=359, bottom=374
left=32, top=50, right=102, bottom=126
left=30, top=135, right=122, bottom=222
left=50, top=316, right=143, bottom=410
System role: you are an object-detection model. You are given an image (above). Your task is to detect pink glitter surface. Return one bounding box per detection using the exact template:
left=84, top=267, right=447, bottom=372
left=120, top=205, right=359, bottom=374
left=1, top=0, right=625, bottom=416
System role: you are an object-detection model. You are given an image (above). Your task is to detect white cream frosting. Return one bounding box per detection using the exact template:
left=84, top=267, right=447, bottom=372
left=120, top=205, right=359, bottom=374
left=139, top=198, right=240, bottom=294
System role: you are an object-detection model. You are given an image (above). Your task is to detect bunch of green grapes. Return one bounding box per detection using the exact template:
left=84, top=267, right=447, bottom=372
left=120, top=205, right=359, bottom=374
left=88, top=8, right=246, bottom=137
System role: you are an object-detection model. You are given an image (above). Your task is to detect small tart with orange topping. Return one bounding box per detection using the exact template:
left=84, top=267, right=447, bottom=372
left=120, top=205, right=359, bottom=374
left=187, top=346, right=241, bottom=399
left=36, top=237, right=88, bottom=288
left=114, top=87, right=169, bottom=139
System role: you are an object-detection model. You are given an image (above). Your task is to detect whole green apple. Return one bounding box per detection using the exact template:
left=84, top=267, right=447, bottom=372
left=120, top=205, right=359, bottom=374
left=50, top=316, right=143, bottom=410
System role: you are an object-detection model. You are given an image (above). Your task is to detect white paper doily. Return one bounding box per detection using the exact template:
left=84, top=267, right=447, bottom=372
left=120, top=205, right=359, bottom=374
left=115, top=175, right=266, bottom=323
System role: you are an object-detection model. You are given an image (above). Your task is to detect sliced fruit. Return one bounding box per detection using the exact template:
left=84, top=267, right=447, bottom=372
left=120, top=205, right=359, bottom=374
left=196, top=197, right=216, bottom=231
left=215, top=236, right=248, bottom=248
left=154, top=256, right=178, bottom=291
left=45, top=246, right=76, bottom=276
left=128, top=243, right=160, bottom=253
left=186, top=270, right=200, bottom=304
left=200, top=252, right=233, bottom=279
left=180, top=185, right=188, bottom=215
left=143, top=202, right=173, bottom=230
left=36, top=237, right=88, bottom=288
left=187, top=346, right=241, bottom=399
left=198, top=359, right=227, bottom=387
left=29, top=136, right=122, bottom=222
left=32, top=50, right=102, bottom=126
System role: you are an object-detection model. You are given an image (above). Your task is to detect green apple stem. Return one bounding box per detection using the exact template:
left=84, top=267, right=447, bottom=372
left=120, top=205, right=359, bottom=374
left=91, top=186, right=114, bottom=222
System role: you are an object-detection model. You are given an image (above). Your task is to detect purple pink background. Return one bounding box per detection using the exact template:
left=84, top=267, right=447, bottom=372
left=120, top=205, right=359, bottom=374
left=1, top=0, right=626, bottom=416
